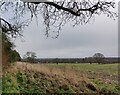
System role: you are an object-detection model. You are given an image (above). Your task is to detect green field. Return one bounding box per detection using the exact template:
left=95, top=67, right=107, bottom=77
left=2, top=62, right=120, bottom=94
left=45, top=63, right=118, bottom=81
left=46, top=63, right=118, bottom=74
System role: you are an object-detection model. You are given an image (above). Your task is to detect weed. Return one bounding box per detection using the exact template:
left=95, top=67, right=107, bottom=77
left=2, top=62, right=120, bottom=94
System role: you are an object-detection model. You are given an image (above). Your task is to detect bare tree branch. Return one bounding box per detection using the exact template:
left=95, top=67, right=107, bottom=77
left=0, top=0, right=118, bottom=38
left=1, top=17, right=30, bottom=38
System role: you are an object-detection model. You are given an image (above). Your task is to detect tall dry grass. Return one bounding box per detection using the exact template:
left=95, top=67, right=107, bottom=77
left=12, top=62, right=84, bottom=86
left=4, top=62, right=100, bottom=92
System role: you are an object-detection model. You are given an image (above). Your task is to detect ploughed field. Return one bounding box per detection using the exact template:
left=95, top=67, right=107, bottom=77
left=2, top=62, right=120, bottom=94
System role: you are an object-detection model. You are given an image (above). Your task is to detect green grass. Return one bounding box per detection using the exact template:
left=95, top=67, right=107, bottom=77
left=45, top=63, right=118, bottom=79
left=45, top=63, right=119, bottom=93
left=2, top=62, right=120, bottom=94
left=45, top=63, right=118, bottom=75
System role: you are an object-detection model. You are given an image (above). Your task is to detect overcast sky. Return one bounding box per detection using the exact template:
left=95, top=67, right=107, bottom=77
left=3, top=1, right=119, bottom=58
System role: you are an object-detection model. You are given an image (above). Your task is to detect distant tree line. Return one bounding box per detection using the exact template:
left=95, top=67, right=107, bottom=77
left=32, top=53, right=119, bottom=64
left=22, top=52, right=119, bottom=64
left=37, top=57, right=119, bottom=64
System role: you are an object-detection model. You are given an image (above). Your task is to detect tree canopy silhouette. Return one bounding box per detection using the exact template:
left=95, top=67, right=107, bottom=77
left=0, top=0, right=118, bottom=38
left=93, top=53, right=105, bottom=64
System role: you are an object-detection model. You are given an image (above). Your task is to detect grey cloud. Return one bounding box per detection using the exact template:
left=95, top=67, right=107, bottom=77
left=15, top=11, right=118, bottom=58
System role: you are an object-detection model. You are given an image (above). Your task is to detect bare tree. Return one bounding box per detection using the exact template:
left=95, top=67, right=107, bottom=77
left=24, top=51, right=37, bottom=63
left=93, top=53, right=105, bottom=64
left=0, top=0, right=118, bottom=38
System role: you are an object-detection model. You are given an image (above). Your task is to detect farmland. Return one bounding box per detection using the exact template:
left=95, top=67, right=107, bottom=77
left=2, top=62, right=120, bottom=94
left=45, top=63, right=118, bottom=82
